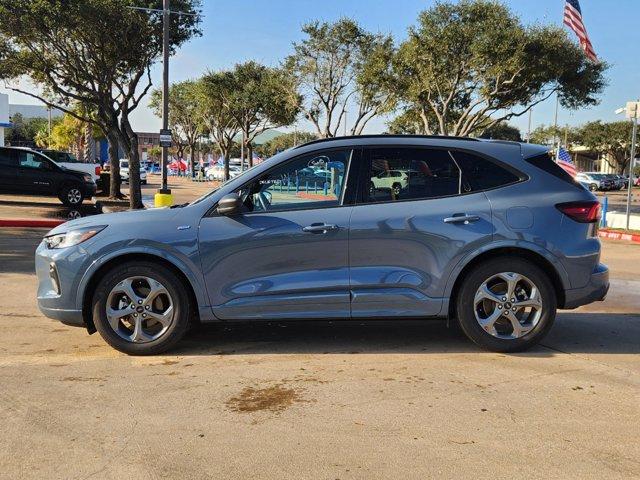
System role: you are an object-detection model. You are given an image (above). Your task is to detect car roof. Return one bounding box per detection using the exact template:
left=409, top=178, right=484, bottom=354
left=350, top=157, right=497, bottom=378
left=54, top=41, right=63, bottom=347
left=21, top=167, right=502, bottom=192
left=292, top=134, right=549, bottom=158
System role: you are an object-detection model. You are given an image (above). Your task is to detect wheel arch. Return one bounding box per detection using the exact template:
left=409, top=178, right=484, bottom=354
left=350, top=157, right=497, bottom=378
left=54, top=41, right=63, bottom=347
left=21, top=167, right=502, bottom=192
left=80, top=252, right=203, bottom=333
left=446, top=246, right=567, bottom=320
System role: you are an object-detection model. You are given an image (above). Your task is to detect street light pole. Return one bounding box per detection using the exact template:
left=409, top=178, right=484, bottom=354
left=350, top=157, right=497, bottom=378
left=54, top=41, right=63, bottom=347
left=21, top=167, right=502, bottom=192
left=626, top=110, right=638, bottom=231
left=159, top=0, right=170, bottom=197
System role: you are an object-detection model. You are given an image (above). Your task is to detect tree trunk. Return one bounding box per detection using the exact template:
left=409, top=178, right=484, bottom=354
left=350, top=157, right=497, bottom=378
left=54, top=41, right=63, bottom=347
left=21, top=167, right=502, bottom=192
left=190, top=143, right=196, bottom=178
left=83, top=123, right=93, bottom=163
left=120, top=115, right=143, bottom=209
left=107, top=130, right=122, bottom=199
left=248, top=141, right=254, bottom=168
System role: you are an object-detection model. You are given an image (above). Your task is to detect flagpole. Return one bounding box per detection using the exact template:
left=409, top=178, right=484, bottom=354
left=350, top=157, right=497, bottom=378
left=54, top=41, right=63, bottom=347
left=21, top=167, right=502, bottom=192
left=553, top=93, right=560, bottom=160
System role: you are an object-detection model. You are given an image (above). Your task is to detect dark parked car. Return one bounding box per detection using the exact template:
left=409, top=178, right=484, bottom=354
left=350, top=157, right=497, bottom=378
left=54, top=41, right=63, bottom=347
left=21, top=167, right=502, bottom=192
left=0, top=146, right=96, bottom=206
left=36, top=136, right=608, bottom=355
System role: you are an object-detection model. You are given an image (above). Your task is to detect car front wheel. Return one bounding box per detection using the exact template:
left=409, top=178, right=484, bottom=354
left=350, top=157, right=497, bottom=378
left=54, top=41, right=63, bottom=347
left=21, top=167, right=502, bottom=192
left=455, top=257, right=556, bottom=352
left=92, top=261, right=192, bottom=355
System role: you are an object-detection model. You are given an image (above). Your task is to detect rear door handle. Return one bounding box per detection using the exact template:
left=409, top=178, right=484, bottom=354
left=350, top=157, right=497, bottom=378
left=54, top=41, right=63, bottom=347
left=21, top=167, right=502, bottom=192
left=302, top=223, right=339, bottom=233
left=443, top=214, right=480, bottom=224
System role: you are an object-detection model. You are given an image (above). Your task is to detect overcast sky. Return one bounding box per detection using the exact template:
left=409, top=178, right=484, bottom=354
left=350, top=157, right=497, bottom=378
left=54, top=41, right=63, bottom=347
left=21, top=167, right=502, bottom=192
left=2, top=0, right=637, bottom=135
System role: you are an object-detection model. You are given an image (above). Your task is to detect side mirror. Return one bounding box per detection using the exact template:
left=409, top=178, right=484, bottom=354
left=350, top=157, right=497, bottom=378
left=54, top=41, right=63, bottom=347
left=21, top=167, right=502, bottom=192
left=217, top=192, right=242, bottom=216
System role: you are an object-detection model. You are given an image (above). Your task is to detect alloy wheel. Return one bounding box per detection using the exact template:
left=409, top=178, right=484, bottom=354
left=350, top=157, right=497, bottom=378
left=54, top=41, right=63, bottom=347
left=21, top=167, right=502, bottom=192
left=67, top=188, right=82, bottom=204
left=105, top=276, right=174, bottom=343
left=473, top=272, right=543, bottom=339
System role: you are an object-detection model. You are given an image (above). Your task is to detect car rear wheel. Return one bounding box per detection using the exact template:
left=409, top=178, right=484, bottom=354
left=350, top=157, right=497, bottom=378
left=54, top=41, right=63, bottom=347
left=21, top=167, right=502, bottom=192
left=455, top=257, right=556, bottom=352
left=589, top=183, right=597, bottom=191
left=59, top=185, right=84, bottom=206
left=92, top=261, right=192, bottom=355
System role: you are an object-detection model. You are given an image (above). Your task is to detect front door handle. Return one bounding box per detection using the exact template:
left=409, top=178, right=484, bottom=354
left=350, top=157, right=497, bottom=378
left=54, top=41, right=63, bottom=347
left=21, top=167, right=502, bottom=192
left=302, top=223, right=339, bottom=234
left=443, top=214, right=480, bottom=224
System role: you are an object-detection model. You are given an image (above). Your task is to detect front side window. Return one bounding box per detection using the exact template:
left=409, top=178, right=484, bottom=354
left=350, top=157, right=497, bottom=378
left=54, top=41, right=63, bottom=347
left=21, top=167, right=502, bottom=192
left=17, top=152, right=50, bottom=170
left=238, top=149, right=352, bottom=213
left=365, top=148, right=461, bottom=203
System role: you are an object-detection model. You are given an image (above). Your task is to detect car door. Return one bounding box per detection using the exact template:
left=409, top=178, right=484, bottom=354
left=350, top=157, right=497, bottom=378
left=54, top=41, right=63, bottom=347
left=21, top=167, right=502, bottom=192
left=15, top=150, right=59, bottom=195
left=348, top=146, right=494, bottom=318
left=0, top=148, right=19, bottom=191
left=198, top=148, right=357, bottom=320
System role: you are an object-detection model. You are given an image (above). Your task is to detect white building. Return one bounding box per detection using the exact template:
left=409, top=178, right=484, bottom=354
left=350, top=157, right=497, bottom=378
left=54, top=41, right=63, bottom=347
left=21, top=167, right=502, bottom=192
left=0, top=93, right=10, bottom=147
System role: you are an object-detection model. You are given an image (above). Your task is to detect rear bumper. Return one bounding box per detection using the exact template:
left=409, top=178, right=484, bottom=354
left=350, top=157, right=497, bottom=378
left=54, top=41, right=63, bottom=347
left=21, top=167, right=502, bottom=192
left=562, top=262, right=609, bottom=309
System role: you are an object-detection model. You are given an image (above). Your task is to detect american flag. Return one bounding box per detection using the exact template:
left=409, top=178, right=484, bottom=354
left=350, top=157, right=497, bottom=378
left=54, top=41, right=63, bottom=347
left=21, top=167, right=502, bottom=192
left=557, top=147, right=577, bottom=177
left=563, top=0, right=597, bottom=62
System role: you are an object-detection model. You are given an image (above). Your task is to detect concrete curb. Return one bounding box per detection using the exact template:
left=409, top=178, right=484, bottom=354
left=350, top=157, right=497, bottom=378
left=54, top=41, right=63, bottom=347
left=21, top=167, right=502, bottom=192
left=599, top=228, right=640, bottom=244
left=0, top=218, right=65, bottom=228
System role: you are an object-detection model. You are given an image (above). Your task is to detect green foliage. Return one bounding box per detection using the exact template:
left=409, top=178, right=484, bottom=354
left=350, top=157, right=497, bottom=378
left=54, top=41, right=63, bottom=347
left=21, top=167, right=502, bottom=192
left=224, top=61, right=301, bottom=164
left=478, top=122, right=522, bottom=142
left=257, top=132, right=318, bottom=157
left=286, top=18, right=395, bottom=137
left=576, top=121, right=635, bottom=174
left=392, top=0, right=607, bottom=136
left=4, top=113, right=47, bottom=146
left=0, top=0, right=202, bottom=206
left=150, top=79, right=204, bottom=159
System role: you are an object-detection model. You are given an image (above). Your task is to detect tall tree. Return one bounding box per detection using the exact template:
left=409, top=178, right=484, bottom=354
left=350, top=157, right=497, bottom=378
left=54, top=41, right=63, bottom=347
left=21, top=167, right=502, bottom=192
left=198, top=72, right=240, bottom=180
left=392, top=0, right=606, bottom=136
left=286, top=19, right=395, bottom=138
left=0, top=0, right=201, bottom=207
left=150, top=80, right=204, bottom=176
left=576, top=121, right=636, bottom=174
left=224, top=61, right=300, bottom=167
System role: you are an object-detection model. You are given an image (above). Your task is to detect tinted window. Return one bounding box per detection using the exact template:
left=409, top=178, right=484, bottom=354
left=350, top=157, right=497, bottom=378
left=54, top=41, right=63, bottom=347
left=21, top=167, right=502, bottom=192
left=0, top=149, right=16, bottom=167
left=364, top=148, right=460, bottom=203
left=238, top=149, right=351, bottom=213
left=525, top=152, right=579, bottom=187
left=452, top=151, right=521, bottom=192
left=17, top=151, right=51, bottom=170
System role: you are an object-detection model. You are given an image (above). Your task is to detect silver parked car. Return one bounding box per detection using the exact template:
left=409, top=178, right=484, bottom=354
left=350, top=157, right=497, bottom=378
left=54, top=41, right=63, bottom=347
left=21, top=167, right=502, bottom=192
left=36, top=136, right=609, bottom=355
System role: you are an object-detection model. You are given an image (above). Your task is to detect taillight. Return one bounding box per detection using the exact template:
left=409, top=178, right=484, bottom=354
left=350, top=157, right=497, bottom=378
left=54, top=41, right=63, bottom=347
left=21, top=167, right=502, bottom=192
left=95, top=166, right=101, bottom=176
left=556, top=201, right=601, bottom=223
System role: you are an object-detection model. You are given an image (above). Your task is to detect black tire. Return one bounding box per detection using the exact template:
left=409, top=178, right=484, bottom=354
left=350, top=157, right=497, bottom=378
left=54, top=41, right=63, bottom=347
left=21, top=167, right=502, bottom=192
left=59, top=184, right=85, bottom=206
left=141, top=180, right=147, bottom=185
left=455, top=257, right=556, bottom=353
left=589, top=183, right=597, bottom=192
left=392, top=182, right=402, bottom=196
left=92, top=261, right=192, bottom=355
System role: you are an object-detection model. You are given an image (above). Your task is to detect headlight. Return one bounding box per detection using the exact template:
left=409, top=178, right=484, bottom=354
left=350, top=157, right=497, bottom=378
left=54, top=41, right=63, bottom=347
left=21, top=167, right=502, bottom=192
left=44, top=226, right=106, bottom=249
left=83, top=173, right=93, bottom=183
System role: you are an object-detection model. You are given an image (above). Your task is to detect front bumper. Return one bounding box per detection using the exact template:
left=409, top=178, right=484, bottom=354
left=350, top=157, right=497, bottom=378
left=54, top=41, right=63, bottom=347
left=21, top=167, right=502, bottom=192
left=35, top=241, right=90, bottom=329
left=562, top=262, right=609, bottom=309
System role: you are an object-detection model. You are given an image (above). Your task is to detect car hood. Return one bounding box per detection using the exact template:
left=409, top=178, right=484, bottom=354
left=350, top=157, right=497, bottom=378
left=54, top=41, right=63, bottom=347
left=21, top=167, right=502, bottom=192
left=45, top=207, right=179, bottom=236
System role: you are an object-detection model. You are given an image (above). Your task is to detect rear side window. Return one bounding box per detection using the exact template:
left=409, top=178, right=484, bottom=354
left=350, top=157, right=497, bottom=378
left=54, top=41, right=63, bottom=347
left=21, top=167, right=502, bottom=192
left=363, top=148, right=461, bottom=203
left=452, top=151, right=521, bottom=192
left=0, top=149, right=16, bottom=167
left=525, top=152, right=578, bottom=187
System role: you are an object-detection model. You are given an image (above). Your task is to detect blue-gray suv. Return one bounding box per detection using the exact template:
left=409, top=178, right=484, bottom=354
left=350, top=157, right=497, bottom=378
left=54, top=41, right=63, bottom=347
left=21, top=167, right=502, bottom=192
left=35, top=136, right=609, bottom=355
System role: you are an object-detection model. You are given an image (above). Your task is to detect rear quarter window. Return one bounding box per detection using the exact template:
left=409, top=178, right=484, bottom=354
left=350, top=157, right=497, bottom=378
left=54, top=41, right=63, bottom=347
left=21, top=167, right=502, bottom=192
left=525, top=152, right=581, bottom=188
left=451, top=151, right=521, bottom=192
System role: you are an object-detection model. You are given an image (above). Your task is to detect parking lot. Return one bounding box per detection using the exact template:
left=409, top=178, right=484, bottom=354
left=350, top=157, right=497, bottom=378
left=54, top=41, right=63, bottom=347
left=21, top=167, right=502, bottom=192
left=0, top=204, right=639, bottom=478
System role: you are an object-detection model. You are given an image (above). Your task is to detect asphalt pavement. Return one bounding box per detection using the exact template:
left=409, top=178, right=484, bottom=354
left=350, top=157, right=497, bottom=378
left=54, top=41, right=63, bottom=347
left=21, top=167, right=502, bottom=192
left=0, top=227, right=638, bottom=479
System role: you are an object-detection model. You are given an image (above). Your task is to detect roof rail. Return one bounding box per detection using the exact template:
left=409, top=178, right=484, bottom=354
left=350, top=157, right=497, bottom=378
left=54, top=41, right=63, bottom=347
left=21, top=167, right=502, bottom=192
left=294, top=134, right=481, bottom=149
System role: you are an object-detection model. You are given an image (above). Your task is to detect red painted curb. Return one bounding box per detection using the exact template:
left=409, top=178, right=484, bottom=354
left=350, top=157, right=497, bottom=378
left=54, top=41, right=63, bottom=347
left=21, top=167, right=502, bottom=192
left=599, top=228, right=640, bottom=244
left=0, top=218, right=65, bottom=228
